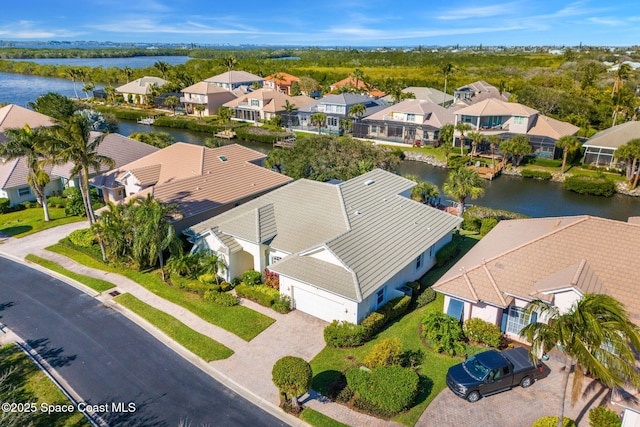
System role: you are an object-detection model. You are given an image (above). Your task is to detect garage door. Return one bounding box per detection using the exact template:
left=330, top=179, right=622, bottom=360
left=292, top=286, right=345, bottom=322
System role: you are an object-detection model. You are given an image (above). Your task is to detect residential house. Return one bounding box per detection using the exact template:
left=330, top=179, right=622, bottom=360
left=187, top=169, right=461, bottom=323
left=382, top=87, right=454, bottom=107
left=582, top=121, right=640, bottom=167
left=353, top=99, right=454, bottom=145
left=222, top=89, right=314, bottom=123
left=116, top=76, right=168, bottom=105
left=452, top=80, right=508, bottom=107
left=93, top=143, right=292, bottom=232
left=263, top=72, right=300, bottom=95
left=432, top=216, right=640, bottom=343
left=453, top=98, right=579, bottom=158
left=0, top=104, right=55, bottom=144
left=292, top=94, right=388, bottom=135
left=329, top=77, right=385, bottom=98
left=180, top=82, right=237, bottom=116
left=204, top=71, right=264, bottom=91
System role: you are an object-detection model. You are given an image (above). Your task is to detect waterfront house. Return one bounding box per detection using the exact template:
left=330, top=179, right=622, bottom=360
left=292, top=94, right=388, bottom=135
left=93, top=143, right=292, bottom=232
left=582, top=121, right=640, bottom=167
left=453, top=98, right=579, bottom=158
left=0, top=104, right=55, bottom=144
left=263, top=72, right=300, bottom=95
left=222, top=89, right=314, bottom=123
left=180, top=82, right=237, bottom=116
left=353, top=99, right=454, bottom=145
left=452, top=80, right=508, bottom=107
left=432, top=216, right=640, bottom=342
left=115, top=76, right=168, bottom=105
left=204, top=71, right=264, bottom=91
left=187, top=169, right=461, bottom=323
left=382, top=87, right=454, bottom=107
left=329, top=77, right=385, bottom=98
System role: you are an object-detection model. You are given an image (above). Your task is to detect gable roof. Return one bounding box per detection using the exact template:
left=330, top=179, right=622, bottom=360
left=223, top=88, right=314, bottom=112
left=526, top=114, right=579, bottom=139
left=0, top=104, right=55, bottom=143
left=363, top=99, right=454, bottom=128
left=433, top=216, right=640, bottom=324
left=298, top=94, right=388, bottom=116
left=583, top=121, right=640, bottom=149
left=0, top=157, right=55, bottom=190
left=399, top=87, right=454, bottom=105
left=96, top=143, right=292, bottom=219
left=264, top=72, right=300, bottom=85
left=116, top=76, right=168, bottom=95
left=181, top=81, right=234, bottom=95
left=329, top=77, right=385, bottom=97
left=454, top=98, right=538, bottom=117
left=453, top=81, right=509, bottom=106
left=191, top=169, right=461, bottom=301
left=205, top=71, right=264, bottom=85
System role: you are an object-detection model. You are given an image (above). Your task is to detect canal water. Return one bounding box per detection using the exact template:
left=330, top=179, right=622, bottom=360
left=6, top=56, right=191, bottom=68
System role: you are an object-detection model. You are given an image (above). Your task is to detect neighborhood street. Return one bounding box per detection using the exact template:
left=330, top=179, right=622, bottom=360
left=0, top=255, right=289, bottom=427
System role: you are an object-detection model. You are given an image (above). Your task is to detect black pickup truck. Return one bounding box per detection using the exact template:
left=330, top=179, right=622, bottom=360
left=446, top=347, right=542, bottom=402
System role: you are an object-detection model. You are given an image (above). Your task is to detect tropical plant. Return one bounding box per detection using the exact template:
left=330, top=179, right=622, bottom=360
left=221, top=55, right=238, bottom=91
left=164, top=95, right=180, bottom=115
left=104, top=86, right=117, bottom=105
left=421, top=311, right=466, bottom=356
left=443, top=167, right=485, bottom=217
left=487, top=135, right=501, bottom=172
left=66, top=67, right=81, bottom=98
left=264, top=147, right=286, bottom=173
left=509, top=135, right=532, bottom=166
left=194, top=104, right=205, bottom=117
left=351, top=68, right=366, bottom=93
left=216, top=106, right=233, bottom=124
left=611, top=63, right=632, bottom=127
left=82, top=82, right=95, bottom=99
left=364, top=337, right=403, bottom=368
left=588, top=406, right=621, bottom=427
left=282, top=100, right=296, bottom=129
left=272, top=356, right=313, bottom=408
left=555, top=135, right=582, bottom=173
left=122, top=66, right=133, bottom=83
left=310, top=112, right=327, bottom=134
left=28, top=92, right=76, bottom=120
left=410, top=180, right=439, bottom=204
left=129, top=131, right=174, bottom=148
left=198, top=252, right=227, bottom=285
left=455, top=123, right=472, bottom=156
left=153, top=60, right=171, bottom=79
left=615, top=139, right=640, bottom=189
left=441, top=62, right=454, bottom=105
left=0, top=125, right=51, bottom=221
left=467, top=131, right=484, bottom=160
left=348, top=103, right=367, bottom=122
left=521, top=294, right=640, bottom=427
left=91, top=199, right=137, bottom=262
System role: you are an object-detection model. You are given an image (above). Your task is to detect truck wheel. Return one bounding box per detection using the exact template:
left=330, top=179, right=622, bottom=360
left=520, top=377, right=532, bottom=388
left=466, top=391, right=480, bottom=402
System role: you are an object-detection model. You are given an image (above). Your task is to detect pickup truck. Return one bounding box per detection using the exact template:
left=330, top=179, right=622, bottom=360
left=446, top=347, right=542, bottom=402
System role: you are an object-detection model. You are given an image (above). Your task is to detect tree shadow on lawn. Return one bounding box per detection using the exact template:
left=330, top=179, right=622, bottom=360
left=0, top=225, right=32, bottom=237
left=312, top=370, right=342, bottom=396
left=412, top=374, right=435, bottom=408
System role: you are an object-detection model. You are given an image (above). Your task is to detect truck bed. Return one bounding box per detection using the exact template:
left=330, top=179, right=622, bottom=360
left=502, top=347, right=534, bottom=374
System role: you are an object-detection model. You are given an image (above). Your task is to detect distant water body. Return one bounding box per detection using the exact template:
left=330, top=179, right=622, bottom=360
left=6, top=55, right=191, bottom=68
left=0, top=72, right=105, bottom=107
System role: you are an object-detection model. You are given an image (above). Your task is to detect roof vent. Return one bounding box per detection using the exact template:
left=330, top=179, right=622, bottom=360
left=364, top=179, right=375, bottom=186
left=354, top=210, right=361, bottom=215
left=218, top=156, right=227, bottom=162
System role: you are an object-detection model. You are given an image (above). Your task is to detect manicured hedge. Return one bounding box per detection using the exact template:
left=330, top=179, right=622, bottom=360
left=68, top=228, right=96, bottom=247
left=242, top=269, right=263, bottom=285
left=203, top=290, right=239, bottom=306
left=324, top=321, right=366, bottom=348
left=346, top=366, right=419, bottom=415
left=234, top=283, right=279, bottom=307
left=463, top=318, right=502, bottom=348
left=480, top=217, right=498, bottom=236
left=435, top=239, right=460, bottom=266
left=521, top=169, right=552, bottom=180
left=563, top=175, right=616, bottom=197
left=416, top=288, right=437, bottom=307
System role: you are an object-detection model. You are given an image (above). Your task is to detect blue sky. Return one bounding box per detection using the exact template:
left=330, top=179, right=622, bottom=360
left=1, top=0, right=639, bottom=46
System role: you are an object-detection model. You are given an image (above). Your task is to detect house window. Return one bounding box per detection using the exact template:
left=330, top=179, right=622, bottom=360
left=370, top=125, right=377, bottom=133
left=504, top=306, right=537, bottom=335
left=270, top=255, right=281, bottom=265
left=461, top=115, right=474, bottom=123
left=250, top=99, right=260, bottom=107
left=428, top=245, right=435, bottom=258
left=415, top=253, right=424, bottom=270
left=376, top=288, right=385, bottom=306
left=327, top=117, right=338, bottom=127
left=514, top=116, right=525, bottom=125
left=406, top=114, right=416, bottom=123
left=446, top=299, right=464, bottom=321
left=18, top=187, right=31, bottom=197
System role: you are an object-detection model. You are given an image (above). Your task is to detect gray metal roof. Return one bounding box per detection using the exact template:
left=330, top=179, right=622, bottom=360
left=583, top=121, right=640, bottom=149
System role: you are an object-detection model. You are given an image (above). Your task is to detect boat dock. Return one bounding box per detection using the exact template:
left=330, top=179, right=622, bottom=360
left=274, top=136, right=296, bottom=148
left=215, top=129, right=236, bottom=139
left=465, top=155, right=505, bottom=180
left=137, top=117, right=155, bottom=125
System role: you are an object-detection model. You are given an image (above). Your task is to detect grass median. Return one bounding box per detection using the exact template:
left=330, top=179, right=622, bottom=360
left=25, top=254, right=115, bottom=293
left=46, top=243, right=275, bottom=341
left=114, top=293, right=233, bottom=361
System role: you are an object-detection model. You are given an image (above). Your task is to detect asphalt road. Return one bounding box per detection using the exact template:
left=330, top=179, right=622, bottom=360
left=0, top=256, right=289, bottom=427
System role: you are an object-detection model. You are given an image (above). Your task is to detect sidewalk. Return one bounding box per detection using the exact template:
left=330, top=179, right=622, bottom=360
left=0, top=223, right=379, bottom=427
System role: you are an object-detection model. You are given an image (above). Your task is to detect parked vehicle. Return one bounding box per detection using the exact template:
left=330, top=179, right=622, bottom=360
left=446, top=347, right=543, bottom=402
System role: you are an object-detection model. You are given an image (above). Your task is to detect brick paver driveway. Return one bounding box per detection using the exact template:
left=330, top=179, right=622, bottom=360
left=417, top=359, right=612, bottom=427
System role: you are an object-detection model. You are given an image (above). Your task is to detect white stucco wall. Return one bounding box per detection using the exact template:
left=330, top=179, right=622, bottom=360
left=550, top=289, right=581, bottom=314
left=280, top=275, right=358, bottom=323
left=469, top=301, right=501, bottom=324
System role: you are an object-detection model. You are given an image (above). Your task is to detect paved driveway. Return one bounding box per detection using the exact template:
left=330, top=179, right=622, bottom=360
left=417, top=358, right=612, bottom=427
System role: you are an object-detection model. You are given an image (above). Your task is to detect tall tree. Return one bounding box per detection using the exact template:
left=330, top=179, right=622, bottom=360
left=555, top=135, right=582, bottom=173
left=283, top=100, right=297, bottom=129
left=467, top=131, right=484, bottom=161
left=455, top=123, right=472, bottom=156
left=311, top=112, right=327, bottom=135
left=82, top=82, right=94, bottom=99
left=195, top=104, right=205, bottom=117
left=521, top=294, right=640, bottom=427
left=66, top=67, right=80, bottom=99
left=440, top=62, right=454, bottom=105
left=348, top=103, right=367, bottom=122
left=443, top=167, right=485, bottom=217
left=164, top=96, right=180, bottom=115
left=0, top=125, right=51, bottom=221
left=122, top=66, right=133, bottom=83
left=410, top=180, right=440, bottom=204
left=153, top=61, right=171, bottom=79
left=487, top=135, right=501, bottom=173
left=611, top=63, right=632, bottom=127
left=221, top=55, right=238, bottom=91
left=510, top=135, right=532, bottom=166
left=28, top=92, right=76, bottom=120
left=615, top=139, right=640, bottom=188
left=351, top=69, right=366, bottom=94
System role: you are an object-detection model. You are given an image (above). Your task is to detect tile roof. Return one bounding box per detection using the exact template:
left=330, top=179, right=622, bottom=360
left=115, top=76, right=168, bottom=95
left=264, top=72, right=300, bottom=85
left=205, top=71, right=264, bottom=84
left=181, top=81, right=233, bottom=95
left=223, top=88, right=314, bottom=113
left=0, top=105, right=55, bottom=144
left=0, top=157, right=54, bottom=190
left=96, top=143, right=292, bottom=219
left=583, top=121, right=640, bottom=149
left=398, top=87, right=454, bottom=105
left=363, top=99, right=455, bottom=128
left=454, top=98, right=538, bottom=117
left=329, top=77, right=385, bottom=97
left=433, top=216, right=640, bottom=324
left=191, top=169, right=461, bottom=301
left=527, top=114, right=579, bottom=139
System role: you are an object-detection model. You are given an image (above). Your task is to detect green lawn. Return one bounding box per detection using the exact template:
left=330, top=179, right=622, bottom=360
left=25, top=254, right=115, bottom=293
left=0, top=207, right=85, bottom=238
left=46, top=243, right=275, bottom=341
left=114, top=293, right=234, bottom=361
left=0, top=344, right=90, bottom=427
left=310, top=233, right=482, bottom=426
left=300, top=408, right=350, bottom=427
left=522, top=163, right=626, bottom=182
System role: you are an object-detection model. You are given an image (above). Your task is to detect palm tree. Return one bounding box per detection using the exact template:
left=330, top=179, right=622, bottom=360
left=443, top=167, right=485, bottom=217
left=351, top=69, right=366, bottom=94
left=91, top=199, right=137, bottom=262
left=153, top=61, right=171, bottom=79
left=348, top=103, right=367, bottom=122
left=615, top=139, right=640, bottom=188
left=410, top=181, right=440, bottom=204
left=467, top=131, right=484, bottom=161
left=104, top=86, right=116, bottom=105
left=221, top=55, right=238, bottom=91
left=198, top=252, right=227, bottom=285
left=455, top=123, right=472, bottom=156
left=611, top=63, right=632, bottom=127
left=510, top=135, right=532, bottom=166
left=441, top=62, right=454, bottom=105
left=164, top=96, right=180, bottom=115
left=521, top=294, right=640, bottom=427
left=44, top=114, right=115, bottom=225
left=122, top=66, right=133, bottom=83
left=283, top=100, right=297, bottom=129
left=487, top=135, right=501, bottom=173
left=555, top=135, right=582, bottom=173
left=82, top=82, right=95, bottom=99
left=195, top=104, right=205, bottom=118
left=311, top=112, right=327, bottom=135
left=0, top=125, right=51, bottom=221
left=270, top=72, right=285, bottom=92
left=66, top=67, right=80, bottom=99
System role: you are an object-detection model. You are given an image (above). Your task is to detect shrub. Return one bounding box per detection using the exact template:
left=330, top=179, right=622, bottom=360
left=436, top=239, right=460, bottom=267
left=220, top=281, right=232, bottom=292
left=203, top=290, right=239, bottom=306
left=532, top=416, right=577, bottom=427
left=563, top=175, right=616, bottom=197
left=197, top=273, right=217, bottom=284
left=22, top=201, right=39, bottom=209
left=264, top=268, right=280, bottom=290
left=417, top=288, right=437, bottom=307
left=588, top=407, right=621, bottom=427
left=364, top=338, right=402, bottom=368
left=47, top=196, right=67, bottom=208
left=461, top=217, right=481, bottom=232
left=0, top=198, right=10, bottom=214
left=327, top=375, right=353, bottom=402
left=231, top=277, right=242, bottom=287
left=234, top=283, right=278, bottom=307
left=463, top=318, right=502, bottom=348
left=272, top=295, right=291, bottom=313
left=323, top=321, right=366, bottom=348
left=362, top=296, right=411, bottom=338
left=521, top=169, right=552, bottom=180
left=421, top=312, right=466, bottom=356
left=361, top=312, right=385, bottom=338
left=63, top=187, right=85, bottom=216
left=68, top=228, right=96, bottom=247
left=272, top=356, right=313, bottom=405
left=242, top=269, right=263, bottom=285
left=346, top=366, right=419, bottom=415
left=405, top=281, right=421, bottom=296
left=480, top=217, right=499, bottom=236
left=527, top=158, right=562, bottom=168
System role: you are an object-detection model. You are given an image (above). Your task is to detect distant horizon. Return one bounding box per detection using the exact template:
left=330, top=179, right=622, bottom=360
left=2, top=1, right=640, bottom=47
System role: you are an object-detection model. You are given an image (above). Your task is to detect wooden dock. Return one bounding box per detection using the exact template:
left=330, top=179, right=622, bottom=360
left=214, top=129, right=236, bottom=139
left=465, top=155, right=505, bottom=180
left=274, top=136, right=296, bottom=148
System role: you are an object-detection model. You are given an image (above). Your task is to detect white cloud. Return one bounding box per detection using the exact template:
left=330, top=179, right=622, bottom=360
left=437, top=2, right=522, bottom=20
left=0, top=20, right=84, bottom=39
left=588, top=17, right=626, bottom=26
